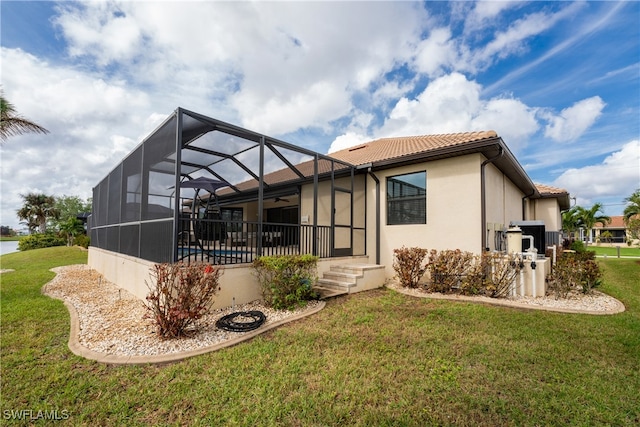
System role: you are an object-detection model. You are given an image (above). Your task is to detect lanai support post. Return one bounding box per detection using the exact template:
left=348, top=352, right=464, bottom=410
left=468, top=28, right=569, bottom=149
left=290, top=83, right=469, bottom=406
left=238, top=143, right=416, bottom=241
left=172, top=109, right=184, bottom=263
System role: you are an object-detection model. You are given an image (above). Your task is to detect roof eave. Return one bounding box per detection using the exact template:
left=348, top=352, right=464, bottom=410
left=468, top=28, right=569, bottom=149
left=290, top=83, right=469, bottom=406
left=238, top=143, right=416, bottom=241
left=368, top=137, right=539, bottom=197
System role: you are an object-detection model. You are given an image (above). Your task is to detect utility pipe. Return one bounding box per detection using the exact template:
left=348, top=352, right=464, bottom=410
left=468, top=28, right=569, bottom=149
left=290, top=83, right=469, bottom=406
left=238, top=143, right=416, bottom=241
left=481, top=147, right=504, bottom=252
left=522, top=189, right=535, bottom=221
left=522, top=235, right=535, bottom=253
left=519, top=260, right=525, bottom=296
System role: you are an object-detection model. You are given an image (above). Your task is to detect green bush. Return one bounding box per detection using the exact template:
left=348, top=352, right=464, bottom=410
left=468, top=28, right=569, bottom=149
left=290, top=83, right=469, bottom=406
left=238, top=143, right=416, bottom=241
left=252, top=254, right=319, bottom=310
left=73, top=234, right=90, bottom=248
left=570, top=240, right=586, bottom=253
left=17, top=233, right=66, bottom=251
left=393, top=246, right=428, bottom=288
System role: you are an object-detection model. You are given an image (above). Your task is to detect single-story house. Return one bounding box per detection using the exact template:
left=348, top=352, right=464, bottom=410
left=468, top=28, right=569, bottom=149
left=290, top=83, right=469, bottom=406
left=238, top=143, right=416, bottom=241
left=592, top=216, right=630, bottom=244
left=88, top=108, right=570, bottom=308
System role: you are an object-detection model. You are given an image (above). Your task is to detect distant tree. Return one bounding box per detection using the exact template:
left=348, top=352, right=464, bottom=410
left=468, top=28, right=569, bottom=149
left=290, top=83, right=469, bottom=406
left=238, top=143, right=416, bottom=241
left=623, top=189, right=640, bottom=223
left=1, top=225, right=16, bottom=237
left=0, top=90, right=49, bottom=143
left=575, top=203, right=611, bottom=245
left=16, top=193, right=59, bottom=234
left=19, top=217, right=40, bottom=235
left=51, top=195, right=91, bottom=231
left=599, top=230, right=613, bottom=244
left=627, top=218, right=640, bottom=243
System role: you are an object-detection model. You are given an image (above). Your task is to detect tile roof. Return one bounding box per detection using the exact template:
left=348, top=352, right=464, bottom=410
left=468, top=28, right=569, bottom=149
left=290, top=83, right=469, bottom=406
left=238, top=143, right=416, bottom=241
left=535, top=183, right=569, bottom=196
left=594, top=216, right=626, bottom=229
left=329, top=131, right=499, bottom=165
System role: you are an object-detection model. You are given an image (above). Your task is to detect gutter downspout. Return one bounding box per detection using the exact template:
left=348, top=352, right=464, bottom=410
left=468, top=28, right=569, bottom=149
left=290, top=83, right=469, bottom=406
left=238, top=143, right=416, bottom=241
left=481, top=146, right=504, bottom=252
left=368, top=167, right=381, bottom=265
left=522, top=189, right=535, bottom=221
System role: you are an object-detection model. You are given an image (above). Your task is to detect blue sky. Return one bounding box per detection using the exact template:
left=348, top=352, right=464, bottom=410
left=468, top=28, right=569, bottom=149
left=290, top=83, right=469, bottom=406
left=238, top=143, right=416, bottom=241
left=1, top=1, right=639, bottom=230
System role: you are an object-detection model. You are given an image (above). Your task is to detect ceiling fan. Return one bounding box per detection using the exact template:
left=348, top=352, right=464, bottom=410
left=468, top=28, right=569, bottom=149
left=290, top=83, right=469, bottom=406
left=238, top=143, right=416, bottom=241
left=274, top=197, right=290, bottom=203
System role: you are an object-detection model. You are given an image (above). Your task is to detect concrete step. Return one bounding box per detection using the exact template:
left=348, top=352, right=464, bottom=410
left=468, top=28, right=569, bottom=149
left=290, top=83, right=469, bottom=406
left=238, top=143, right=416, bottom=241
left=313, top=286, right=348, bottom=299
left=322, top=270, right=360, bottom=284
left=315, top=263, right=386, bottom=297
left=316, top=278, right=356, bottom=291
left=330, top=264, right=385, bottom=274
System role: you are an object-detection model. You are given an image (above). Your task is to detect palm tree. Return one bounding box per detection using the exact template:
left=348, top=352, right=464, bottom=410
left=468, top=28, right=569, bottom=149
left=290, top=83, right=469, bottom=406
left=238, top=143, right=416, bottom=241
left=623, top=189, right=640, bottom=223
left=59, top=217, right=85, bottom=246
left=16, top=193, right=59, bottom=234
left=0, top=91, right=49, bottom=143
left=561, top=206, right=580, bottom=234
left=575, top=203, right=611, bottom=245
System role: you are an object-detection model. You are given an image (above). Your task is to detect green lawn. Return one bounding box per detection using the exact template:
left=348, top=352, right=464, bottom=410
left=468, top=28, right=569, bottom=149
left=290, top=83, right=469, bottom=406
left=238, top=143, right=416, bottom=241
left=588, top=245, right=640, bottom=257
left=0, top=236, right=23, bottom=242
left=1, top=247, right=639, bottom=426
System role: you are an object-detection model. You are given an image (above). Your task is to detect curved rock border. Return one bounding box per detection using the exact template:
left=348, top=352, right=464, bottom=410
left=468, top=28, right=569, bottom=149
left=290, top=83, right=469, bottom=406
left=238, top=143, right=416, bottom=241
left=43, top=266, right=325, bottom=365
left=388, top=284, right=625, bottom=315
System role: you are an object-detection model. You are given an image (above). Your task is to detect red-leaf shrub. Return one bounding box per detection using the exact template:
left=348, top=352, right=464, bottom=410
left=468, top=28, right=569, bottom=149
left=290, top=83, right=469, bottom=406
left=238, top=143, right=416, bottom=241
left=145, top=262, right=222, bottom=339
left=393, top=246, right=429, bottom=288
left=427, top=249, right=474, bottom=293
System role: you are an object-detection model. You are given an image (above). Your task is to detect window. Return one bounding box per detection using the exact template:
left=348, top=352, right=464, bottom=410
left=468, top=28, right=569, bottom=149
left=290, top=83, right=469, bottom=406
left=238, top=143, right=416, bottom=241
left=387, top=171, right=426, bottom=225
left=220, top=208, right=243, bottom=231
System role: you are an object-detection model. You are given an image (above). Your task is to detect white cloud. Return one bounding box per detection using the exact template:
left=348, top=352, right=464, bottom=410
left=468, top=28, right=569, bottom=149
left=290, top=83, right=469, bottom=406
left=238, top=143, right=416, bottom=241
left=414, top=27, right=458, bottom=77
left=54, top=2, right=143, bottom=66
left=553, top=140, right=640, bottom=205
left=468, top=2, right=586, bottom=73
left=0, top=47, right=163, bottom=229
left=328, top=132, right=372, bottom=154
left=328, top=73, right=539, bottom=154
left=51, top=1, right=429, bottom=136
left=543, top=96, right=606, bottom=142
left=471, top=0, right=522, bottom=22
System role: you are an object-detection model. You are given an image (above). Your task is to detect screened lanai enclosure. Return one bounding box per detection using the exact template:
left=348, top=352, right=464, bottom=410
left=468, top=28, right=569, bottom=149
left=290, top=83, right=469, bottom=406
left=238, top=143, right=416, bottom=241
left=90, top=108, right=366, bottom=265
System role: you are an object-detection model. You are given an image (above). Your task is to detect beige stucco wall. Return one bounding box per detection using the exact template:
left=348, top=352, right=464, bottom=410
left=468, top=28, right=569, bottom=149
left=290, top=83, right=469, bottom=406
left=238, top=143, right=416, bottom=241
left=532, top=199, right=562, bottom=232
left=88, top=247, right=370, bottom=310
left=484, top=162, right=525, bottom=250
left=88, top=247, right=263, bottom=310
left=362, top=154, right=484, bottom=278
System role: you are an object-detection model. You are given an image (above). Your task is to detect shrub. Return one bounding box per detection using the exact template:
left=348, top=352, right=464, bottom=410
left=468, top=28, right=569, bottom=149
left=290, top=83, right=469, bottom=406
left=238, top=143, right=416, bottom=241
left=252, top=254, right=319, bottom=310
left=73, top=234, right=90, bottom=248
left=392, top=246, right=428, bottom=288
left=546, top=256, right=576, bottom=299
left=460, top=253, right=521, bottom=297
left=546, top=252, right=603, bottom=298
left=145, top=262, right=222, bottom=339
left=427, top=249, right=474, bottom=293
left=460, top=256, right=486, bottom=296
left=570, top=240, right=586, bottom=253
left=17, top=233, right=66, bottom=251
left=482, top=252, right=522, bottom=298
left=578, top=259, right=603, bottom=294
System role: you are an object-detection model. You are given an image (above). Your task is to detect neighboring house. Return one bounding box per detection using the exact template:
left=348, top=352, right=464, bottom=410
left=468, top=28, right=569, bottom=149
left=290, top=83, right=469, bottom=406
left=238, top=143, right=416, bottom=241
left=88, top=108, right=569, bottom=307
left=592, top=216, right=628, bottom=244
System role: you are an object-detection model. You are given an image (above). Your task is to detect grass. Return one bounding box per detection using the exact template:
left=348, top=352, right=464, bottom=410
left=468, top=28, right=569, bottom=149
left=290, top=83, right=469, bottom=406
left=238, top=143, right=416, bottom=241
left=1, top=247, right=639, bottom=426
left=587, top=245, right=640, bottom=257
left=0, top=236, right=22, bottom=242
